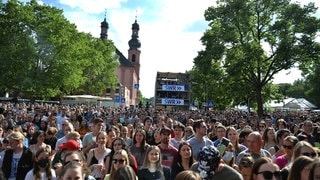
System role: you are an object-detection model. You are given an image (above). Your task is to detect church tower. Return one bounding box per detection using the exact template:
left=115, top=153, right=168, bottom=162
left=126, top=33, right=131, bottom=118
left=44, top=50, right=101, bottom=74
left=128, top=16, right=141, bottom=80
left=100, top=13, right=108, bottom=39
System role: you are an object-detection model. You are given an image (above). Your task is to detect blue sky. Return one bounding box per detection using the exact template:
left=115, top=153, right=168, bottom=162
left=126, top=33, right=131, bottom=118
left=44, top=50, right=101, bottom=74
left=11, top=0, right=320, bottom=97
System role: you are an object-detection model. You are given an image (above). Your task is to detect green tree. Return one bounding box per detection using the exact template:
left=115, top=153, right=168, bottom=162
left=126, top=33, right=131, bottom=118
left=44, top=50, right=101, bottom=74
left=0, top=0, right=118, bottom=100
left=0, top=0, right=36, bottom=100
left=194, top=0, right=320, bottom=116
left=77, top=36, right=119, bottom=95
left=281, top=80, right=306, bottom=98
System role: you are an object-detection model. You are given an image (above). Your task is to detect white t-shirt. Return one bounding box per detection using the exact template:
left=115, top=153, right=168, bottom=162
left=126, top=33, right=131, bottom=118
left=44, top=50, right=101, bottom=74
left=25, top=169, right=56, bottom=180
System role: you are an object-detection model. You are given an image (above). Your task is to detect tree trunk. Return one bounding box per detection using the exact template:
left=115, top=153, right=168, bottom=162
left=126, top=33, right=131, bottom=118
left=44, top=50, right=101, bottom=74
left=255, top=86, right=264, bottom=118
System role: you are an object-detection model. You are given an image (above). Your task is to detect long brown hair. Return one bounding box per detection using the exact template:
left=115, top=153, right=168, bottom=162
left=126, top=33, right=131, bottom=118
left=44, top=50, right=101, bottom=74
left=177, top=142, right=195, bottom=167
left=33, top=147, right=53, bottom=180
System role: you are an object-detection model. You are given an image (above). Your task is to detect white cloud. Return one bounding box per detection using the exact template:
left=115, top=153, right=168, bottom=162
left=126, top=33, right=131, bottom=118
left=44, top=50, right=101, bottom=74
left=58, top=0, right=126, bottom=14
left=61, top=0, right=215, bottom=98
left=43, top=0, right=318, bottom=98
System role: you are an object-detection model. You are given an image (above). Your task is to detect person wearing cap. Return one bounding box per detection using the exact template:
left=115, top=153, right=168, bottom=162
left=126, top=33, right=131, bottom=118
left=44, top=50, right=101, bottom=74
left=82, top=118, right=105, bottom=154
left=187, top=119, right=213, bottom=161
left=191, top=145, right=243, bottom=180
left=58, top=139, right=81, bottom=151
left=157, top=126, right=178, bottom=167
left=1, top=131, right=33, bottom=180
left=52, top=139, right=81, bottom=173
left=55, top=121, right=82, bottom=151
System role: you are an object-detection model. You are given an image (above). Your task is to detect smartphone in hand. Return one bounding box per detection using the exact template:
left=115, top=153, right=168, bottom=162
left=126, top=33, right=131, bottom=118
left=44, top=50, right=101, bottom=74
left=218, top=137, right=230, bottom=154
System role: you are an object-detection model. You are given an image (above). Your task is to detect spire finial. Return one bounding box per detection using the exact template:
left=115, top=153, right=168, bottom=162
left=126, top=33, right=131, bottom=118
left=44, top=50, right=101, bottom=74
left=135, top=10, right=138, bottom=22
left=104, top=8, right=107, bottom=19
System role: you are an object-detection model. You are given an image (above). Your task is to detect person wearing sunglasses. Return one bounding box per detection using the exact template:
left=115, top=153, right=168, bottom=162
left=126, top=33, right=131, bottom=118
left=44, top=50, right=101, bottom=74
left=268, top=129, right=291, bottom=158
left=251, top=157, right=281, bottom=180
left=287, top=156, right=314, bottom=180
left=63, top=151, right=95, bottom=180
left=281, top=141, right=317, bottom=180
left=274, top=136, right=299, bottom=170
left=238, top=153, right=254, bottom=180
left=104, top=149, right=130, bottom=180
left=58, top=161, right=84, bottom=180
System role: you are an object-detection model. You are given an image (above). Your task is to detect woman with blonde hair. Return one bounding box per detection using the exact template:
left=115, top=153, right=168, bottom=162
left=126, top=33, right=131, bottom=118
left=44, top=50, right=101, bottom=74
left=104, top=149, right=130, bottom=180
left=281, top=141, right=318, bottom=180
left=292, top=141, right=317, bottom=160
left=87, top=131, right=111, bottom=179
left=137, top=145, right=170, bottom=180
left=226, top=126, right=247, bottom=158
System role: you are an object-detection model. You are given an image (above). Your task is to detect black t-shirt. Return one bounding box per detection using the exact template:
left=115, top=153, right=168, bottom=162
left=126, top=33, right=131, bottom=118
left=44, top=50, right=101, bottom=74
left=137, top=166, right=171, bottom=180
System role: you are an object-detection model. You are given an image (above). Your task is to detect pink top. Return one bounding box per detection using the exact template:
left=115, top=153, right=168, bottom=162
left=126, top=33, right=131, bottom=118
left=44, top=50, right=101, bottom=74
left=275, top=154, right=289, bottom=169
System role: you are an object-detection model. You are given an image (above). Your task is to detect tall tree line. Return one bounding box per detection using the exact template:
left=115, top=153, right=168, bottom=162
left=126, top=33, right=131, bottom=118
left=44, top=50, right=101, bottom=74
left=191, top=0, right=320, bottom=116
left=0, top=0, right=119, bottom=101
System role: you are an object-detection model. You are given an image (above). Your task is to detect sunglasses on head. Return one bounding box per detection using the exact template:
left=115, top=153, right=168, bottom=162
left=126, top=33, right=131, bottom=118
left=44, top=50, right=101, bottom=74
left=302, top=152, right=317, bottom=157
left=63, top=159, right=81, bottom=166
left=240, top=160, right=253, bottom=168
left=113, top=159, right=125, bottom=164
left=256, top=171, right=281, bottom=180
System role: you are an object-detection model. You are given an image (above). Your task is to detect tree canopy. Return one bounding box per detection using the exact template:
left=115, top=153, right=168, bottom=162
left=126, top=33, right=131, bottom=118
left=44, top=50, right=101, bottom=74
left=0, top=0, right=119, bottom=101
left=191, top=0, right=320, bottom=116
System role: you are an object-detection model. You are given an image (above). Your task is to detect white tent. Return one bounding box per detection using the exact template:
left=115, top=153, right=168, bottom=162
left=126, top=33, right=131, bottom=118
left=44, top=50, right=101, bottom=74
left=266, top=98, right=317, bottom=111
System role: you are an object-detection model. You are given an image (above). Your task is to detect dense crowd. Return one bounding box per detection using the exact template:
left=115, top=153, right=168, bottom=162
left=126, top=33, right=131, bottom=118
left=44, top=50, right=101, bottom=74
left=0, top=102, right=319, bottom=180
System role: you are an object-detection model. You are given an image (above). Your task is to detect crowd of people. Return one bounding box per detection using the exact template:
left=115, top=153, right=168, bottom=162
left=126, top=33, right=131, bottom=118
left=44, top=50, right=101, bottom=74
left=0, top=102, right=319, bottom=180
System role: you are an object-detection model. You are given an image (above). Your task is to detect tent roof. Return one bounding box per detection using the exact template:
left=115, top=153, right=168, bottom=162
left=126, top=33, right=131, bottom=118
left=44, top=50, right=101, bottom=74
left=266, top=98, right=317, bottom=110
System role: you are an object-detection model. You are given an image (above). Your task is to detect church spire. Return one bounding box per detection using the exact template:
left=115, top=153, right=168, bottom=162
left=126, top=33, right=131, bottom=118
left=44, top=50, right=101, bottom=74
left=100, top=9, right=109, bottom=39
left=128, top=11, right=141, bottom=50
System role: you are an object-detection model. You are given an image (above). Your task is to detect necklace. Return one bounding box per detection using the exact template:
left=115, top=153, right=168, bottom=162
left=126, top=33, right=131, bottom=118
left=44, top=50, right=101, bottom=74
left=96, top=147, right=106, bottom=153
